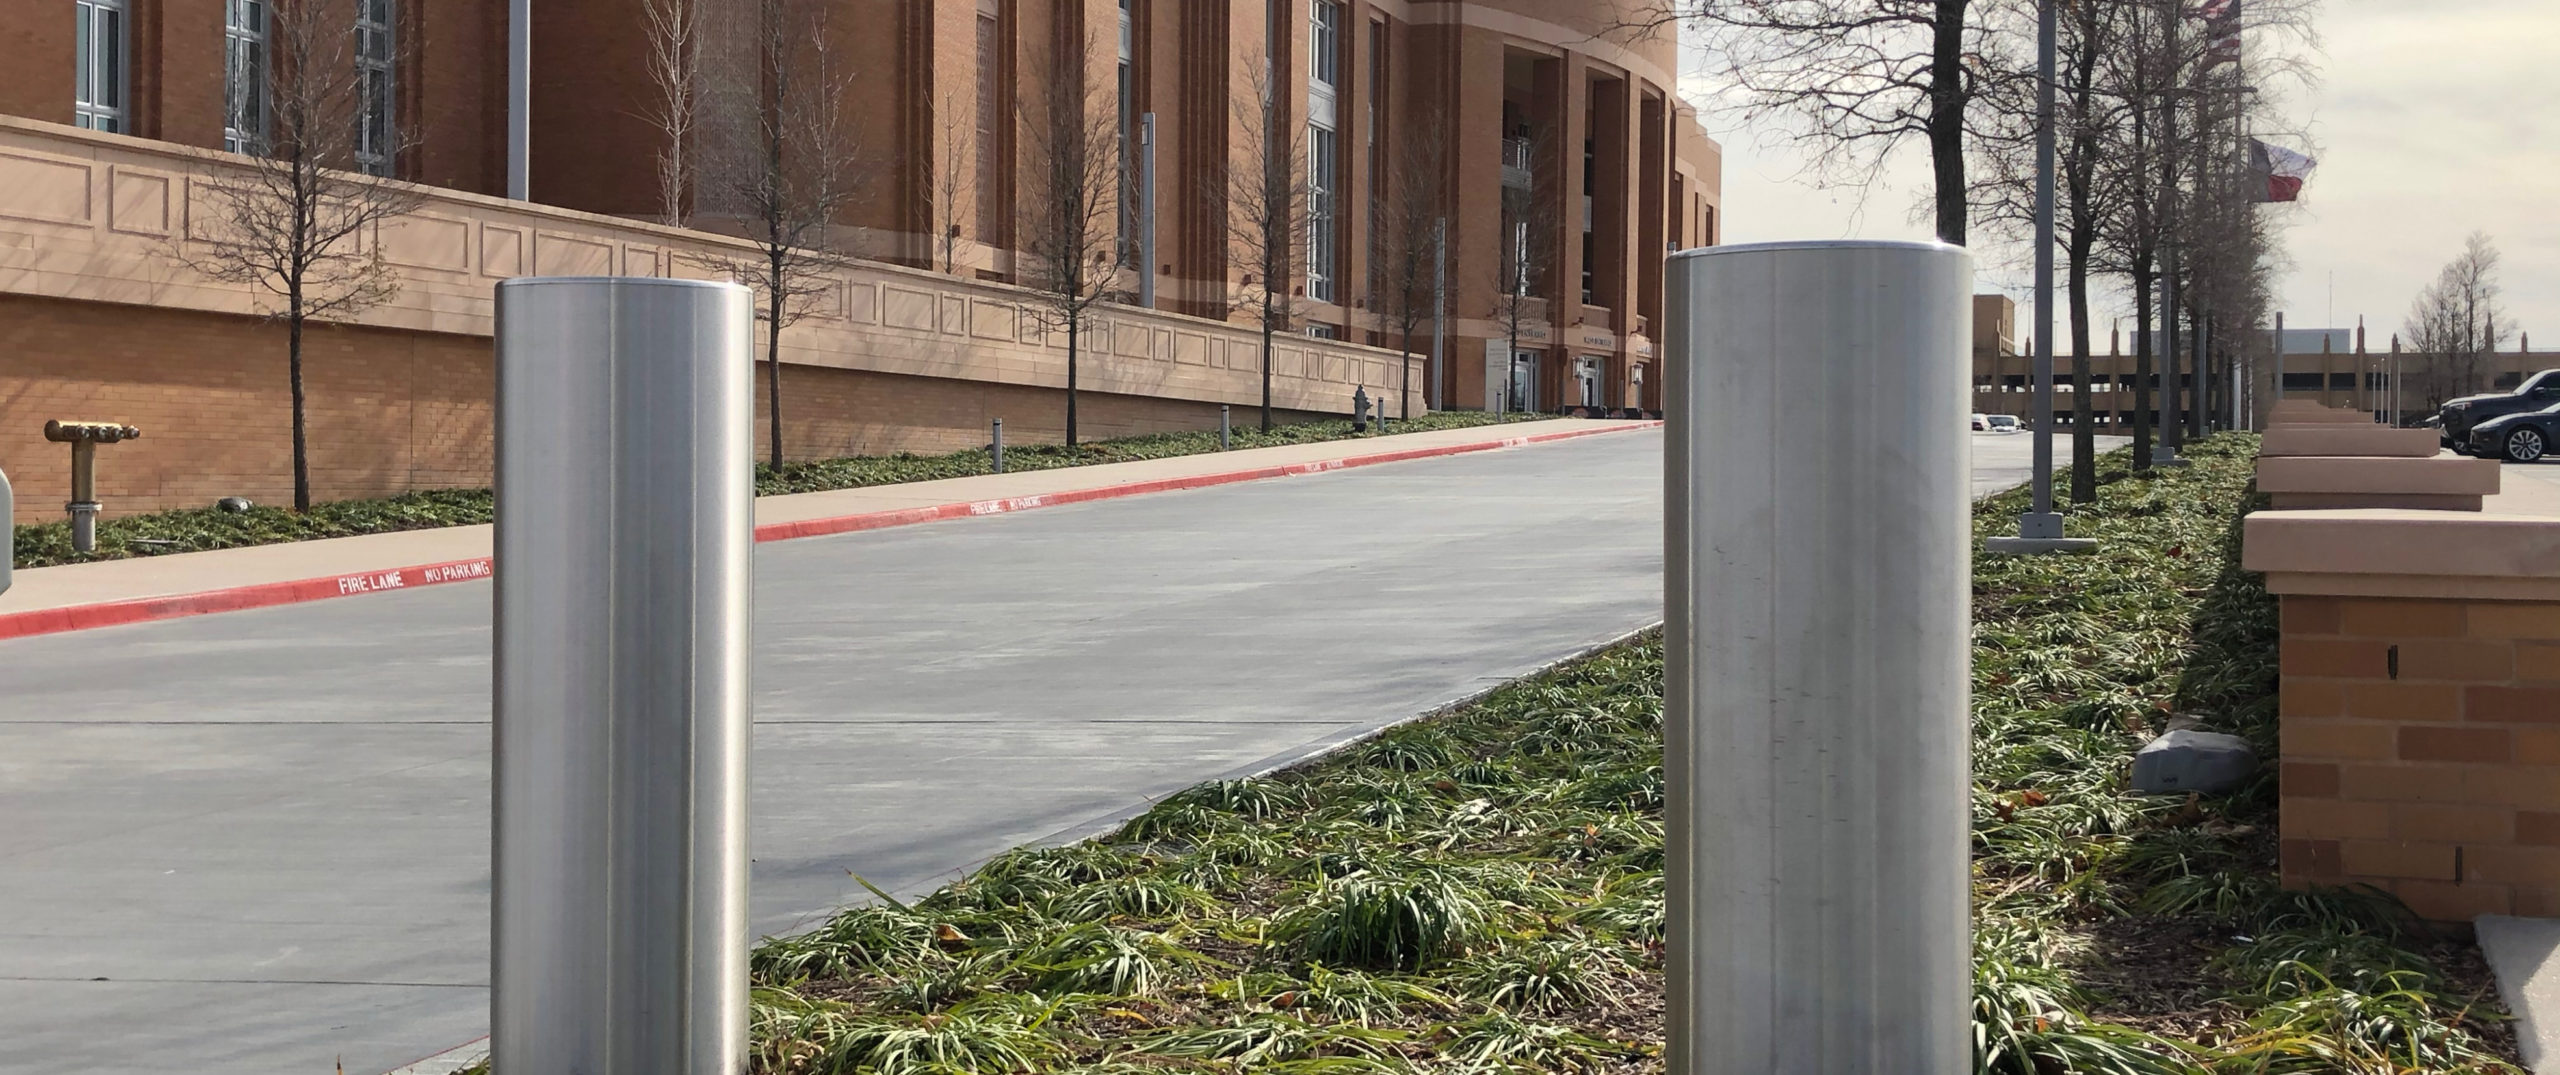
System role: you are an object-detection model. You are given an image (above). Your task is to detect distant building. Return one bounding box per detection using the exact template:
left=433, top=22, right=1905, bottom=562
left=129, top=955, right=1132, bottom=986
left=0, top=0, right=1721, bottom=522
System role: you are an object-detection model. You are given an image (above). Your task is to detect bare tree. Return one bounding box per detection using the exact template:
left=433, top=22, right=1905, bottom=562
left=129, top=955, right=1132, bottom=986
left=1488, top=135, right=1560, bottom=413
left=1651, top=0, right=1996, bottom=245
left=934, top=91, right=976, bottom=274
left=184, top=0, right=422, bottom=512
left=2403, top=232, right=2511, bottom=407
left=1225, top=64, right=1313, bottom=432
left=640, top=0, right=710, bottom=226
left=1016, top=37, right=1122, bottom=447
left=1367, top=107, right=1448, bottom=421
left=698, top=0, right=865, bottom=468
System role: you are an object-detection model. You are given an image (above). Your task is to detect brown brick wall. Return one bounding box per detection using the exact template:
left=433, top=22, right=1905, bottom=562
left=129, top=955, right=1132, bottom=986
left=2280, top=594, right=2560, bottom=921
left=1, top=293, right=1333, bottom=526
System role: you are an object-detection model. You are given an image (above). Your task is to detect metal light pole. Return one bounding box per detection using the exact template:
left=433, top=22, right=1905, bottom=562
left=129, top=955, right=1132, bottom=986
left=2011, top=0, right=2065, bottom=546
left=507, top=0, right=529, bottom=200
left=492, top=277, right=755, bottom=1075
left=1139, top=113, right=1158, bottom=308
left=1664, top=239, right=1973, bottom=1073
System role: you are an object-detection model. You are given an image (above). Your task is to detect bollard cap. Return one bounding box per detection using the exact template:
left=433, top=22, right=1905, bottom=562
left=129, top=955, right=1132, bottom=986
left=44, top=420, right=142, bottom=444
left=1667, top=238, right=1964, bottom=264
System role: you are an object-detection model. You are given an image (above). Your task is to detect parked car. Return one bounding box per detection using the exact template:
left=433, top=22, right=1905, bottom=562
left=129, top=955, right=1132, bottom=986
left=1986, top=415, right=2021, bottom=434
left=2466, top=401, right=2560, bottom=462
left=1972, top=413, right=1990, bottom=431
left=2437, top=369, right=2560, bottom=452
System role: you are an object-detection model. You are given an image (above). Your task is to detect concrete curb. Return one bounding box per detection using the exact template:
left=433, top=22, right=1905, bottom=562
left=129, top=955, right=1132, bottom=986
left=0, top=422, right=1656, bottom=641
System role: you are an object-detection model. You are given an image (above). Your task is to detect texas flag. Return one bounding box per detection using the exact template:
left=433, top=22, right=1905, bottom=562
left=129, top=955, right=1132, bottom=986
left=2249, top=139, right=2315, bottom=202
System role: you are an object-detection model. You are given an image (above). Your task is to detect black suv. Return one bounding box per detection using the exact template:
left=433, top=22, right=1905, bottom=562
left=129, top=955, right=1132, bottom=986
left=2437, top=369, right=2560, bottom=452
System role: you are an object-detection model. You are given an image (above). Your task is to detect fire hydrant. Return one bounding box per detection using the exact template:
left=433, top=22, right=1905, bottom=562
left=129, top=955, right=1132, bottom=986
left=44, top=420, right=142, bottom=554
left=1352, top=386, right=1372, bottom=434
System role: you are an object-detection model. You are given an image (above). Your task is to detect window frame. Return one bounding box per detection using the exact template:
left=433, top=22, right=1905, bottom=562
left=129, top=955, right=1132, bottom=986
left=224, top=0, right=270, bottom=153
left=74, top=0, right=130, bottom=133
left=354, top=0, right=398, bottom=176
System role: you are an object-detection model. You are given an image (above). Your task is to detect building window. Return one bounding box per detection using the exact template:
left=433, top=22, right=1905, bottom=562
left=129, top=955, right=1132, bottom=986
left=1310, top=1, right=1340, bottom=90
left=1308, top=125, right=1337, bottom=304
left=355, top=0, right=397, bottom=176
left=225, top=0, right=269, bottom=153
left=1364, top=18, right=1385, bottom=303
left=74, top=0, right=129, bottom=133
left=974, top=11, right=1003, bottom=246
left=1304, top=1, right=1341, bottom=305
left=1307, top=324, right=1338, bottom=340
left=1117, top=0, right=1137, bottom=265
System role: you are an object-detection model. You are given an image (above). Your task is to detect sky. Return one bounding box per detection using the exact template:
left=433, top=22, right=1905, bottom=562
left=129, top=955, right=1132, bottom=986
left=1677, top=0, right=2559, bottom=354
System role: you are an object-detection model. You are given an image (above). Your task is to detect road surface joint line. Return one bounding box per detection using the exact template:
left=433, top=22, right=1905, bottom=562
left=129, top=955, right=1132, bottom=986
left=0, top=423, right=1656, bottom=641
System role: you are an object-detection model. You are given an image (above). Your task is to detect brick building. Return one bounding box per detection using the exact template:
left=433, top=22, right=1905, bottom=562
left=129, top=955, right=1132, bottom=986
left=0, top=2, right=1721, bottom=525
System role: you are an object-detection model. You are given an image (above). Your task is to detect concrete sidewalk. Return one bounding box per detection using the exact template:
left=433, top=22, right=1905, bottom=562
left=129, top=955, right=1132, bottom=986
left=0, top=418, right=1650, bottom=633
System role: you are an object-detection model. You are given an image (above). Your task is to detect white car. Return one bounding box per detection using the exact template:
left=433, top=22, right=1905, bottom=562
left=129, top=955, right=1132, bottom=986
left=1972, top=413, right=1991, bottom=431
left=1986, top=415, right=2021, bottom=434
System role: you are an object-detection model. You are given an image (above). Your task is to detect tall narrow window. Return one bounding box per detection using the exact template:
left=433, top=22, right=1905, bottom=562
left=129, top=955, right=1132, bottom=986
left=74, top=0, right=129, bottom=133
left=1363, top=19, right=1384, bottom=304
left=1308, top=126, right=1336, bottom=303
left=974, top=10, right=1003, bottom=246
left=1304, top=1, right=1342, bottom=304
left=225, top=0, right=269, bottom=153
left=1117, top=0, right=1136, bottom=264
left=355, top=0, right=397, bottom=176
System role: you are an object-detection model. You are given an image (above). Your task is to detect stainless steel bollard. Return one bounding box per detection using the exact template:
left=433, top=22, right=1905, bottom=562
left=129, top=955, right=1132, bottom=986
left=493, top=277, right=755, bottom=1075
left=1220, top=405, right=1231, bottom=451
left=1, top=466, right=12, bottom=596
left=1663, top=240, right=1972, bottom=1073
left=991, top=418, right=1006, bottom=474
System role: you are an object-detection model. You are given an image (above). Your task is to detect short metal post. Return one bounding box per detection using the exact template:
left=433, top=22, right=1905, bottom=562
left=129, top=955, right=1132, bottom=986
left=1220, top=405, right=1231, bottom=451
left=493, top=277, right=755, bottom=1075
left=991, top=418, right=1005, bottom=474
left=0, top=465, right=13, bottom=595
left=1664, top=240, right=1972, bottom=1074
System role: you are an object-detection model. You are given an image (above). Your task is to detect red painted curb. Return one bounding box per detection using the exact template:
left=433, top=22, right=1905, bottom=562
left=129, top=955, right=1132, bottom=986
left=0, top=422, right=1656, bottom=640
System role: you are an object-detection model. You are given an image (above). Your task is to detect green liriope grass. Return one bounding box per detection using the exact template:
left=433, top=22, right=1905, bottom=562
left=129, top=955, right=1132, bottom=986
left=444, top=431, right=2515, bottom=1075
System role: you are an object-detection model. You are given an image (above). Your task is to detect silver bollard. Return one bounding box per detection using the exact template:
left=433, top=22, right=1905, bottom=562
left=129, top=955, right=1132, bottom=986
left=493, top=277, right=755, bottom=1075
left=1663, top=240, right=1972, bottom=1073
left=991, top=418, right=1005, bottom=474
left=1, top=465, right=13, bottom=596
left=1220, top=405, right=1231, bottom=451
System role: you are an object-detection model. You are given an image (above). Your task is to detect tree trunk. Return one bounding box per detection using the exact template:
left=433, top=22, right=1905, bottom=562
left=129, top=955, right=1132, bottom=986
left=767, top=309, right=785, bottom=468
left=288, top=295, right=311, bottom=513
left=1260, top=318, right=1274, bottom=432
left=1067, top=315, right=1081, bottom=447
left=1400, top=326, right=1414, bottom=420
left=2132, top=254, right=2156, bottom=471
left=1928, top=0, right=1970, bottom=246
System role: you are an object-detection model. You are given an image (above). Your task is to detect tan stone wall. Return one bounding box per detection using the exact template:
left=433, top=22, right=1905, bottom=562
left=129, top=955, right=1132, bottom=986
left=0, top=292, right=1337, bottom=525
left=2278, top=594, right=2560, bottom=921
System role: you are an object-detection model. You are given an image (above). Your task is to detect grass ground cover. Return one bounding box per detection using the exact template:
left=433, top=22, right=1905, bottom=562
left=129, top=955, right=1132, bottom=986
left=7, top=411, right=1541, bottom=569
left=661, top=431, right=2515, bottom=1074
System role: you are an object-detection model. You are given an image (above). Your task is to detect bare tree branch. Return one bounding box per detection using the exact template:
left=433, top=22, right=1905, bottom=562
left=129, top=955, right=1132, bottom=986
left=1223, top=62, right=1314, bottom=433
left=1016, top=34, right=1122, bottom=447
left=180, top=0, right=424, bottom=512
left=696, top=0, right=869, bottom=467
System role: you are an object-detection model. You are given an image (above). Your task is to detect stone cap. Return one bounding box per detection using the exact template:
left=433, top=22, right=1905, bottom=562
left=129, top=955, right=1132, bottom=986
left=2260, top=425, right=2443, bottom=458
left=2256, top=455, right=2502, bottom=497
left=2244, top=509, right=2560, bottom=601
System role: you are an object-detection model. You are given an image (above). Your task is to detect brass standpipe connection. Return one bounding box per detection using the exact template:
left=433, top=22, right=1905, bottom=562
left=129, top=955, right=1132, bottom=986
left=43, top=420, right=142, bottom=554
